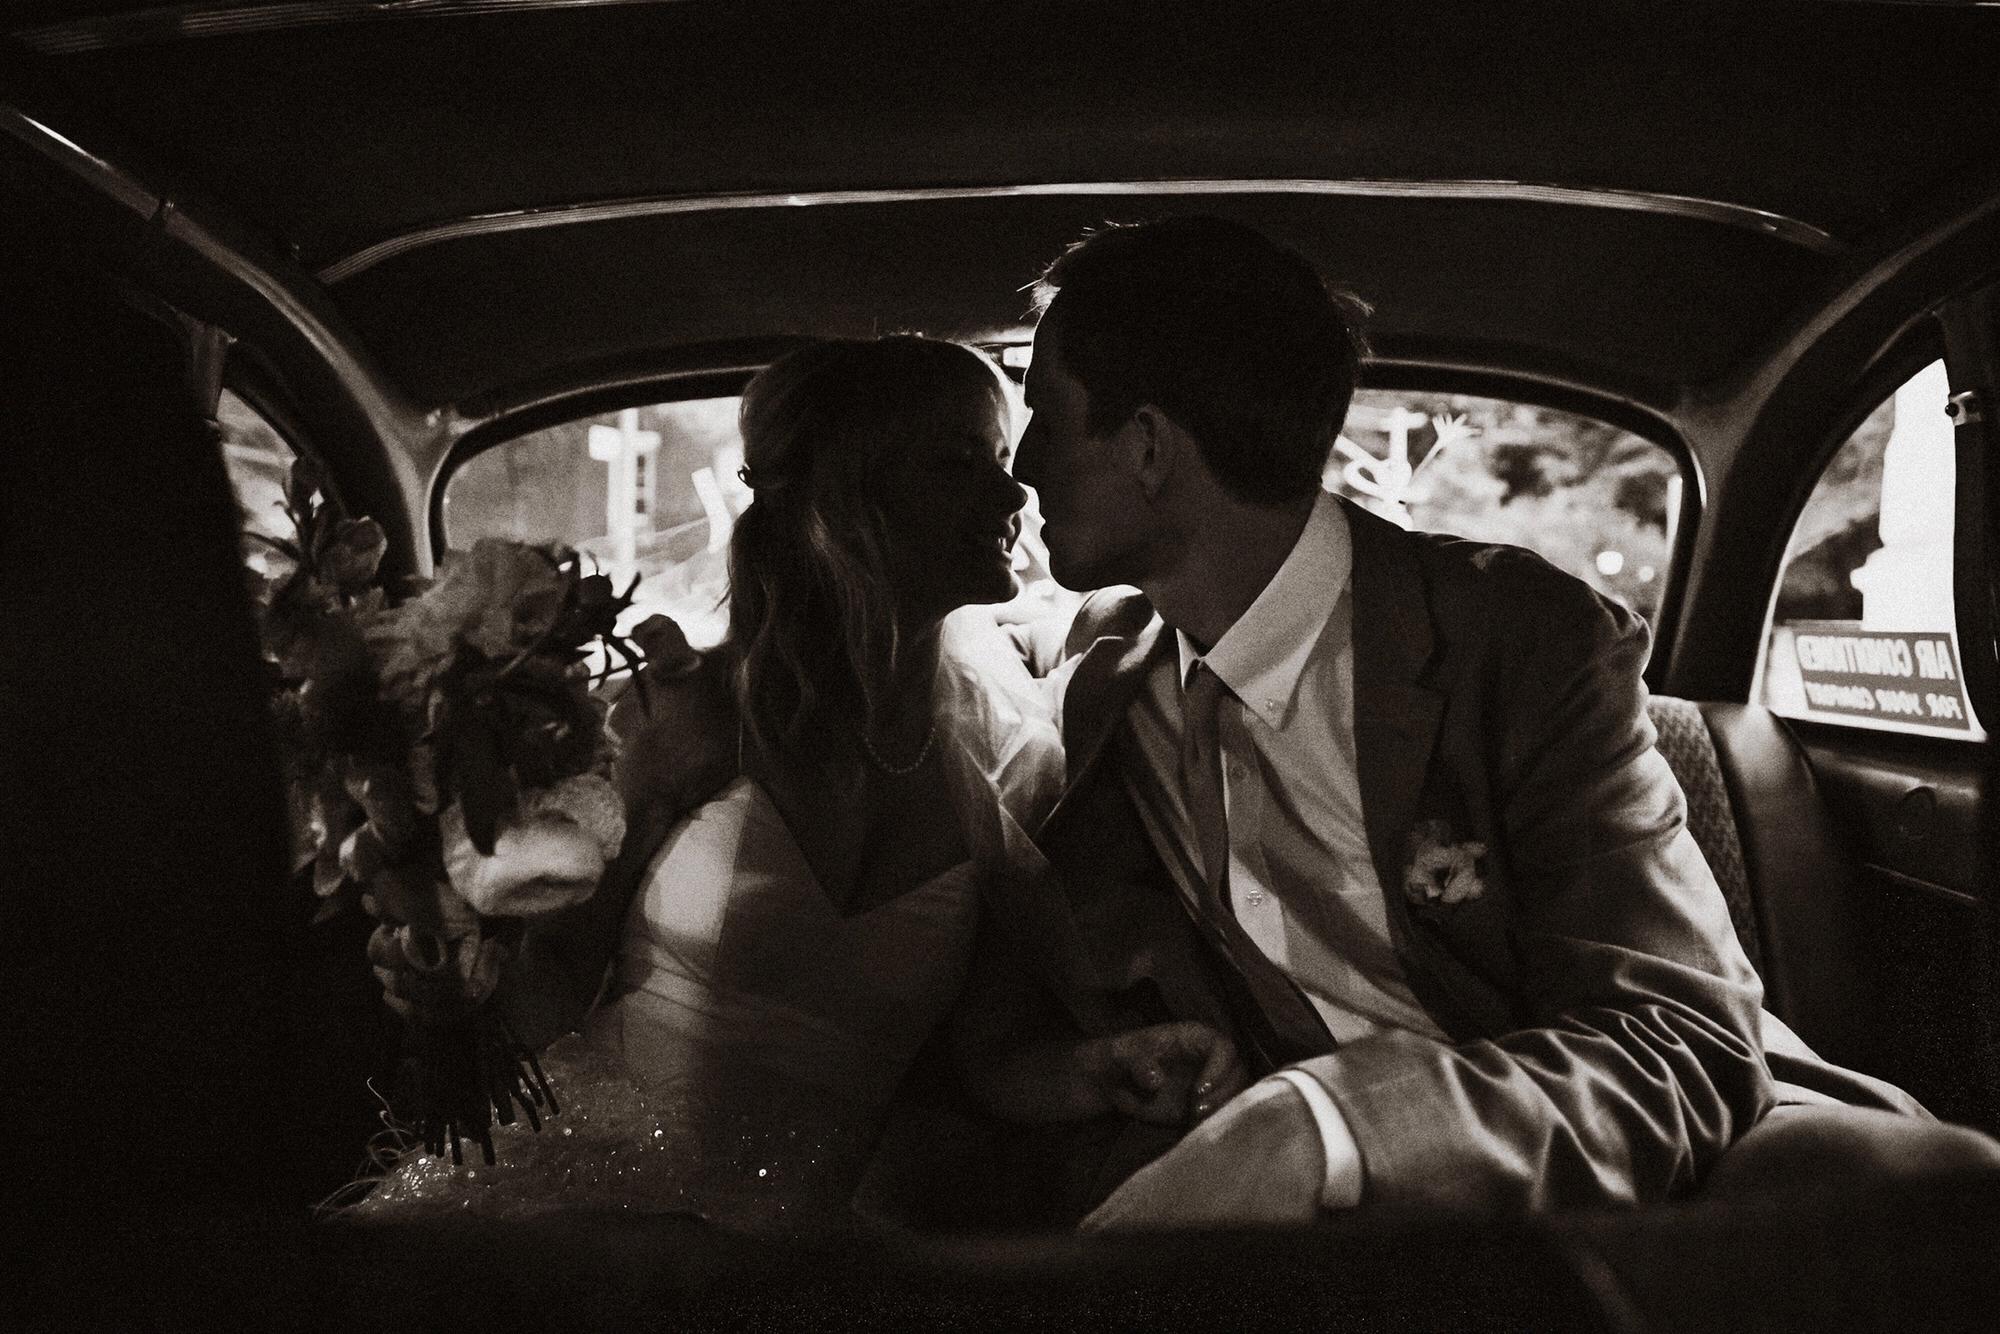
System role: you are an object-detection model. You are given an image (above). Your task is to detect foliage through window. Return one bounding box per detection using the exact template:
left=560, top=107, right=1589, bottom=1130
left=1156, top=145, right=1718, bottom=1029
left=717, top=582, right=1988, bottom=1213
left=1331, top=391, right=1680, bottom=631
left=1756, top=361, right=1985, bottom=740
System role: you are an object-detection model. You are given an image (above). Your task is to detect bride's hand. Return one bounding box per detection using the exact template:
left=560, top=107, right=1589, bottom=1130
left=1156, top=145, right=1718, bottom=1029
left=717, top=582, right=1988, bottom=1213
left=365, top=921, right=504, bottom=1025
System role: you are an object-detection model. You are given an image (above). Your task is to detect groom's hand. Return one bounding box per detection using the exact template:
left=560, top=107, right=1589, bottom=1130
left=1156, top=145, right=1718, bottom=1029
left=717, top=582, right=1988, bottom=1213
left=971, top=1022, right=1247, bottom=1126
left=1085, top=1022, right=1250, bottom=1125
left=1080, top=1077, right=1326, bottom=1231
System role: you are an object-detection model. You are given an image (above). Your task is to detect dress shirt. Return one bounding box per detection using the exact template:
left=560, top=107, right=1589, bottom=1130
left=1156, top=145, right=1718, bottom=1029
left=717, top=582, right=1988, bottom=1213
left=1119, top=489, right=1448, bottom=1206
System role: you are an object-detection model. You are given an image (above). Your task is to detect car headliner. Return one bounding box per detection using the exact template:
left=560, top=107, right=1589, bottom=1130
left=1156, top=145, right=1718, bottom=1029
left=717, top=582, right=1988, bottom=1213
left=7, top=0, right=2000, bottom=418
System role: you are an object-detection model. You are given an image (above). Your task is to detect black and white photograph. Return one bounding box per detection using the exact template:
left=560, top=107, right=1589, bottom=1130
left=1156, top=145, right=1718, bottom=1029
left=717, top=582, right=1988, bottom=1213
left=5, top=2, right=1999, bottom=1329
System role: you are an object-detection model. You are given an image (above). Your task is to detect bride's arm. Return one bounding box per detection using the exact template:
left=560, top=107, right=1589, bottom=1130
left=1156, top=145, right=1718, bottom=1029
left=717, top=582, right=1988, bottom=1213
left=493, top=804, right=672, bottom=1049
left=499, top=655, right=741, bottom=1049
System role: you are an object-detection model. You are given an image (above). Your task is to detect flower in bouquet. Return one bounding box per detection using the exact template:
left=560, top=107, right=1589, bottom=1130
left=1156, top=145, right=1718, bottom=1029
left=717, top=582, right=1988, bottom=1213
left=440, top=772, right=625, bottom=917
left=250, top=461, right=653, bottom=1164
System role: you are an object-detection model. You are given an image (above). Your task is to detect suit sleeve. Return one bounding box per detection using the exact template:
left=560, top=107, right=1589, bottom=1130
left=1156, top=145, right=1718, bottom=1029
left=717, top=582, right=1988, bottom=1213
left=1297, top=566, right=1773, bottom=1210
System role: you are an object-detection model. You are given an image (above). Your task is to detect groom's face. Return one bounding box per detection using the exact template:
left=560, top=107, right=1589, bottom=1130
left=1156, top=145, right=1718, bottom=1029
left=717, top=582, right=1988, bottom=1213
left=1014, top=317, right=1154, bottom=591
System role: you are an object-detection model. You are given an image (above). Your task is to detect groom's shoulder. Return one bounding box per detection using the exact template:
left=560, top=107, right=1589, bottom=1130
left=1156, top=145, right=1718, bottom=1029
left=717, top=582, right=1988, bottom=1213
left=1347, top=496, right=1595, bottom=615
left=1398, top=525, right=1644, bottom=658
left=1422, top=529, right=1589, bottom=599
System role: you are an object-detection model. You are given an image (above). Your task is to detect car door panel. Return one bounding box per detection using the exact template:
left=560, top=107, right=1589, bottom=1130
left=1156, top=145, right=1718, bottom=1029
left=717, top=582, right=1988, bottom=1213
left=1792, top=724, right=1999, bottom=1132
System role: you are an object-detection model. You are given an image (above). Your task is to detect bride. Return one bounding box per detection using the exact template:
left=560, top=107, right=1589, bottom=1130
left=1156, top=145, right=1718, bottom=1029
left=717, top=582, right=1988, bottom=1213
left=354, top=336, right=1242, bottom=1230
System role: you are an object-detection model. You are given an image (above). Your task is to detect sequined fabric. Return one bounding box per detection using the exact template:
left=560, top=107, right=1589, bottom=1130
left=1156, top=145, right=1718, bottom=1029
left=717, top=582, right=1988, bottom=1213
left=346, top=1031, right=869, bottom=1233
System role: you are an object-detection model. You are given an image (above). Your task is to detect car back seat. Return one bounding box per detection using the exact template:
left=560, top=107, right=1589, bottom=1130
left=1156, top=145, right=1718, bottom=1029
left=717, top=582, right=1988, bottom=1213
left=1646, top=697, right=1879, bottom=1069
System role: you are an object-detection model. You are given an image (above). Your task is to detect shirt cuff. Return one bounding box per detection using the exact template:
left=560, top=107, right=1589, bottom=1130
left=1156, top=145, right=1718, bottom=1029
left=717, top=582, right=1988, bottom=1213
left=1269, top=1068, right=1365, bottom=1209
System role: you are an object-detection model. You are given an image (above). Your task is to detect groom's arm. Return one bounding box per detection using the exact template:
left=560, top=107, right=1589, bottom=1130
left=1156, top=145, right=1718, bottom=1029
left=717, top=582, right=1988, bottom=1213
left=1091, top=560, right=1771, bottom=1221
left=1301, top=566, right=1771, bottom=1211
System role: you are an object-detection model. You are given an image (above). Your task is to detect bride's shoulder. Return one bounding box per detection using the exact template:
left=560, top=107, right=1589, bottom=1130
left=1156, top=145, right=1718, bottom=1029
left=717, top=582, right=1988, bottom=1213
left=608, top=642, right=739, bottom=816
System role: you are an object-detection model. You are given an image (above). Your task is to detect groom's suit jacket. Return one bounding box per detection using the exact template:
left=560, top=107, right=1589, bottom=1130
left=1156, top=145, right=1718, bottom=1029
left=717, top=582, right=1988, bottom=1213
left=983, top=497, right=1911, bottom=1215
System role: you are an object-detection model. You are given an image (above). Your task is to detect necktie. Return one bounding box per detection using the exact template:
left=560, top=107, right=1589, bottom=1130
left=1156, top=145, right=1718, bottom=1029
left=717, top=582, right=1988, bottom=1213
left=1178, top=662, right=1336, bottom=1072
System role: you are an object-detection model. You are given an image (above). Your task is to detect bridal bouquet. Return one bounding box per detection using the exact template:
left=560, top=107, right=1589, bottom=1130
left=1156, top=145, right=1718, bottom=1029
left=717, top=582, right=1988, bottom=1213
left=249, top=458, right=650, bottom=1165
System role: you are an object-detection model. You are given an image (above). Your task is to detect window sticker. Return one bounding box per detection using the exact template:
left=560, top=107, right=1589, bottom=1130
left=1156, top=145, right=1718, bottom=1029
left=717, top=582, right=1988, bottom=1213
left=1767, top=623, right=1974, bottom=732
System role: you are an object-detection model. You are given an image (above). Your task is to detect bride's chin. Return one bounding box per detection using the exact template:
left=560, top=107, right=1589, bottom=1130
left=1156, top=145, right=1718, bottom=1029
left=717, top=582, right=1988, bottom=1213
left=960, top=569, right=1021, bottom=608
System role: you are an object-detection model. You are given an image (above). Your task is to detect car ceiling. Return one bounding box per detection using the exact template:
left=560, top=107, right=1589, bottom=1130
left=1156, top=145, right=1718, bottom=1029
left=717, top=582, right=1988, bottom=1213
left=6, top=0, right=2000, bottom=417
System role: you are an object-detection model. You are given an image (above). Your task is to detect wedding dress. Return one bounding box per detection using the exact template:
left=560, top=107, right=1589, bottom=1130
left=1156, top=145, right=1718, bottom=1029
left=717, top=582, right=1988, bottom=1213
left=347, top=610, right=1064, bottom=1231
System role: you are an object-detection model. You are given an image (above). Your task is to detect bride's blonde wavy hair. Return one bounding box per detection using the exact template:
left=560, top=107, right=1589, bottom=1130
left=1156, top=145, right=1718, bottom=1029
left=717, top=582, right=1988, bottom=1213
left=727, top=336, right=1008, bottom=763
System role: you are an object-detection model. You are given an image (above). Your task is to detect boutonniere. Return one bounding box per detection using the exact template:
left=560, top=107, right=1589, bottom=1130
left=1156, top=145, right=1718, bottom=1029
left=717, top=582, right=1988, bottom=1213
left=1403, top=819, right=1489, bottom=908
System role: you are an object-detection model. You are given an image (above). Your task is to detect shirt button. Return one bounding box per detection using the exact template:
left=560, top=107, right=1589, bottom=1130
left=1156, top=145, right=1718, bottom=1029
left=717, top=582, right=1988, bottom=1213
left=1245, top=889, right=1266, bottom=906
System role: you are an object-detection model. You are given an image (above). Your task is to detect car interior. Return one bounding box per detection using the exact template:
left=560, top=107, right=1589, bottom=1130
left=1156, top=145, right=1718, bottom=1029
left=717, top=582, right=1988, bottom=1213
left=5, top=2, right=1999, bottom=1329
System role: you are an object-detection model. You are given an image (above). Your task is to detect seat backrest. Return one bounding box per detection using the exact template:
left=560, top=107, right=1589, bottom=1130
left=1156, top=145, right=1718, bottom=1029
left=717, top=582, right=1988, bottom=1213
left=1645, top=696, right=1877, bottom=1066
left=1645, top=697, right=1765, bottom=977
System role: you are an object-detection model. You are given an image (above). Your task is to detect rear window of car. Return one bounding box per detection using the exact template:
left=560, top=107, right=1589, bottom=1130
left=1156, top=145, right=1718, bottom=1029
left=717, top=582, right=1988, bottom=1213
left=441, top=393, right=1074, bottom=646
left=442, top=384, right=1679, bottom=645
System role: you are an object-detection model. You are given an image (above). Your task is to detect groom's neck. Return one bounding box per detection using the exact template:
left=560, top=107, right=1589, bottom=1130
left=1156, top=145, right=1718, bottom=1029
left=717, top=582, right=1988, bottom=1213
left=1141, top=491, right=1314, bottom=653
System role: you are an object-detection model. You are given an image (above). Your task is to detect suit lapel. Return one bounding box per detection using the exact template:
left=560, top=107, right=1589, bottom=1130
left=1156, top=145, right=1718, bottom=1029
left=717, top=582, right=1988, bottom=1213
left=1039, top=592, right=1170, bottom=840
left=1344, top=501, right=1506, bottom=1039
left=990, top=593, right=1170, bottom=1019
left=1034, top=514, right=1503, bottom=1041
left=1344, top=499, right=1446, bottom=899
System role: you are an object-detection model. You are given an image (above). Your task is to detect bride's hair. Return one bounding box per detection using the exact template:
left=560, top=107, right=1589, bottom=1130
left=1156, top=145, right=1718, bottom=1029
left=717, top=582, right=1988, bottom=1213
left=727, top=335, right=1008, bottom=763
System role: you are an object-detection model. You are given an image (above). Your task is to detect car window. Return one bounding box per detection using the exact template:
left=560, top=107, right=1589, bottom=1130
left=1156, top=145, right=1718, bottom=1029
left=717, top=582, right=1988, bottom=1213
left=1754, top=360, right=1986, bottom=740
left=442, top=393, right=1074, bottom=648
left=444, top=399, right=743, bottom=647
left=220, top=388, right=304, bottom=582
left=1333, top=390, right=1681, bottom=631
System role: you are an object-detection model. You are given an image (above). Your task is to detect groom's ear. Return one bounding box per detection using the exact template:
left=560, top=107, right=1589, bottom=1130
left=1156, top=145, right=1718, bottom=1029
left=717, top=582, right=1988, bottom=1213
left=1121, top=403, right=1192, bottom=501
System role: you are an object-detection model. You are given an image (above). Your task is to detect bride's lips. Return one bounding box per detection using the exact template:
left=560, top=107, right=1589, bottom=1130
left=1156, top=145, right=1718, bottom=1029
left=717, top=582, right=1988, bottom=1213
left=966, top=530, right=1014, bottom=563
left=964, top=518, right=1021, bottom=569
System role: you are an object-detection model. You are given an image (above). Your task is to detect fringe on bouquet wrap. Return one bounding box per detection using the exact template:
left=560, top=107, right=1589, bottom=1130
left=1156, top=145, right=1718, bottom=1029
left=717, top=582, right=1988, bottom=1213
left=402, top=1010, right=559, bottom=1167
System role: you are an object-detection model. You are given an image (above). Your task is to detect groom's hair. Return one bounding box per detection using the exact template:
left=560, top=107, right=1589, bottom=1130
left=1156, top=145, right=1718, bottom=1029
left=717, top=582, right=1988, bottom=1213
left=1032, top=217, right=1369, bottom=506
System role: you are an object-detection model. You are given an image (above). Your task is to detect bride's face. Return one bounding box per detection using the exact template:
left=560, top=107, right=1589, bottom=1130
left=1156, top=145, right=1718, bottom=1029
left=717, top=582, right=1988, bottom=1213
left=870, top=382, right=1026, bottom=623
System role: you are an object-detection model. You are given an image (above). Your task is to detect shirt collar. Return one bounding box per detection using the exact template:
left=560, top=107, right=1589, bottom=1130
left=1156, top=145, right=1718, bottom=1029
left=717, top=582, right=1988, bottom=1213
left=1175, top=490, right=1351, bottom=728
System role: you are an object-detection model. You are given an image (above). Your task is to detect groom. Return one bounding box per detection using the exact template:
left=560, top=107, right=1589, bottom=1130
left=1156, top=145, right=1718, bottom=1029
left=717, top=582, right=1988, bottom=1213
left=985, top=216, right=1959, bottom=1227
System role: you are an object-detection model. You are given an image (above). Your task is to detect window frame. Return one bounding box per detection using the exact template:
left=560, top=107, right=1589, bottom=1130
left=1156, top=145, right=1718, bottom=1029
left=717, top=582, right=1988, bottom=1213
left=432, top=357, right=1701, bottom=688
left=431, top=368, right=758, bottom=563
left=1939, top=281, right=2000, bottom=738
left=1749, top=316, right=1993, bottom=745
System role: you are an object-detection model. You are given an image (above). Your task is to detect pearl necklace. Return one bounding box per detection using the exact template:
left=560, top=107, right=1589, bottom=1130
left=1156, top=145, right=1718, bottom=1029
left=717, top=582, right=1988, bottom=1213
left=859, top=720, right=937, bottom=776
